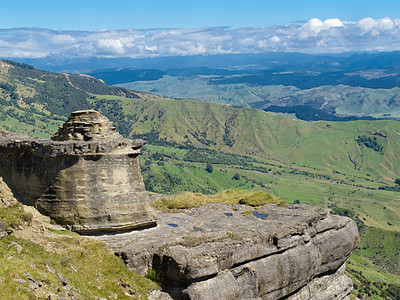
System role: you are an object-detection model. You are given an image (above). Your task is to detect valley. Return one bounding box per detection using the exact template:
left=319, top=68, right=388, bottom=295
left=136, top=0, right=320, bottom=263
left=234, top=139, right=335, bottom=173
left=0, top=59, right=399, bottom=298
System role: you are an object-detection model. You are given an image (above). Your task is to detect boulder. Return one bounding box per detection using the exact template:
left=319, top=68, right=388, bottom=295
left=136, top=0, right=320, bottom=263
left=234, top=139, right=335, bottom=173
left=0, top=110, right=156, bottom=233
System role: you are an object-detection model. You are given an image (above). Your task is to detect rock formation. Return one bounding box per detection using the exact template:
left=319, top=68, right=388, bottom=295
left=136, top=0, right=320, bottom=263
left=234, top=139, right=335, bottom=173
left=94, top=203, right=360, bottom=300
left=0, top=110, right=360, bottom=299
left=0, top=110, right=156, bottom=233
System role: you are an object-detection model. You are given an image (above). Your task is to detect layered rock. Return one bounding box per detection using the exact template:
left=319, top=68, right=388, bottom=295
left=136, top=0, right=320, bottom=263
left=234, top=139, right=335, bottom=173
left=0, top=110, right=156, bottom=233
left=94, top=203, right=360, bottom=300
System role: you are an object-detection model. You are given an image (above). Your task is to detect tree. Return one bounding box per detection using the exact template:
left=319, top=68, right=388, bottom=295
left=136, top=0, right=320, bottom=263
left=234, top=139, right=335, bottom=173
left=205, top=162, right=213, bottom=173
left=233, top=173, right=240, bottom=180
left=395, top=178, right=400, bottom=186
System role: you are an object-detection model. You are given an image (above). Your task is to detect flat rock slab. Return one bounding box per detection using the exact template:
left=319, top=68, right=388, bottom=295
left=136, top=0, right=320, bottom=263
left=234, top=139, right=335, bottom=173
left=93, top=203, right=359, bottom=299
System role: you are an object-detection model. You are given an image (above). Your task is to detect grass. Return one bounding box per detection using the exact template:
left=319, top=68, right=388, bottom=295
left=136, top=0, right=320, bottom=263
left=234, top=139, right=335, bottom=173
left=0, top=204, right=159, bottom=299
left=354, top=228, right=400, bottom=276
left=151, top=188, right=286, bottom=212
left=0, top=204, right=30, bottom=228
left=140, top=144, right=400, bottom=230
left=347, top=255, right=400, bottom=299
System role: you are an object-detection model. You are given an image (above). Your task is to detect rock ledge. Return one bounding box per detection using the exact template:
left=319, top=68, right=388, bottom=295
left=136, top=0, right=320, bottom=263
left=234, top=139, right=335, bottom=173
left=94, top=203, right=360, bottom=300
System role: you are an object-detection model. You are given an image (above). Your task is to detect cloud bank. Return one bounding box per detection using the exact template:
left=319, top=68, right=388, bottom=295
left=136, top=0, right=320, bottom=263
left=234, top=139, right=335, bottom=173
left=1, top=17, right=400, bottom=59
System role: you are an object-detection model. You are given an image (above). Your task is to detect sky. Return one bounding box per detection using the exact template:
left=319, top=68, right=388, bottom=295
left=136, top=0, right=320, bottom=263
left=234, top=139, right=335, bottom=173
left=1, top=0, right=400, bottom=59
left=1, top=0, right=400, bottom=30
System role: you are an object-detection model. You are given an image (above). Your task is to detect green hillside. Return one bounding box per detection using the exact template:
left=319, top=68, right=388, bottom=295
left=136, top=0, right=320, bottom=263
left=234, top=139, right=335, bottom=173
left=0, top=60, right=399, bottom=299
left=0, top=59, right=145, bottom=137
left=90, top=94, right=400, bottom=181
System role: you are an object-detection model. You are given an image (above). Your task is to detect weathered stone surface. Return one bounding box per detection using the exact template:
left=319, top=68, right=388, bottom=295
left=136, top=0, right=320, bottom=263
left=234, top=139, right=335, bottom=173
left=148, top=290, right=174, bottom=300
left=93, top=203, right=359, bottom=299
left=0, top=221, right=6, bottom=240
left=287, top=264, right=352, bottom=300
left=0, top=176, right=17, bottom=208
left=51, top=110, right=119, bottom=141
left=0, top=110, right=156, bottom=233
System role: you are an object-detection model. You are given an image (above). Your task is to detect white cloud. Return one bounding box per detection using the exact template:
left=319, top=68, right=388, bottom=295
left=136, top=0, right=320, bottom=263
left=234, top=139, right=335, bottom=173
left=96, top=39, right=125, bottom=55
left=358, top=17, right=395, bottom=35
left=298, top=18, right=344, bottom=39
left=1, top=17, right=400, bottom=60
left=52, top=34, right=77, bottom=44
left=269, top=36, right=280, bottom=43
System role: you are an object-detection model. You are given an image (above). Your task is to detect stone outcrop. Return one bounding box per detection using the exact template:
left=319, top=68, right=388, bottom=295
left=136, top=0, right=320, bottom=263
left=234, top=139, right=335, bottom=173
left=0, top=110, right=156, bottom=233
left=93, top=203, right=360, bottom=300
left=0, top=110, right=360, bottom=299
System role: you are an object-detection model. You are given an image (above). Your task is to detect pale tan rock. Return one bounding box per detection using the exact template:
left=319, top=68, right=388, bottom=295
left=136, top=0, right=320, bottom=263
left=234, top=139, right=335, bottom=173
left=0, top=110, right=156, bottom=233
left=93, top=203, right=360, bottom=299
left=51, top=110, right=120, bottom=141
left=0, top=176, right=17, bottom=208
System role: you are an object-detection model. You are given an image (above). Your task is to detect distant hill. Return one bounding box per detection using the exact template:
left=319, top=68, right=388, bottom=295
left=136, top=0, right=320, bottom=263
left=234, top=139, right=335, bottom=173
left=209, top=69, right=400, bottom=89
left=0, top=59, right=144, bottom=137
left=17, top=51, right=400, bottom=74
left=75, top=52, right=400, bottom=120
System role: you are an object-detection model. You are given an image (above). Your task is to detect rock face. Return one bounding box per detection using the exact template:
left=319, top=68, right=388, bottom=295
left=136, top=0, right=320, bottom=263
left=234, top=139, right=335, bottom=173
left=94, top=203, right=360, bottom=300
left=0, top=110, right=156, bottom=233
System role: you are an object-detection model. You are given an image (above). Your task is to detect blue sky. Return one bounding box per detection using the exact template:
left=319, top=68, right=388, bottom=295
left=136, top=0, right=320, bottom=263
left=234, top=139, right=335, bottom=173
left=1, top=1, right=400, bottom=59
left=1, top=0, right=400, bottom=30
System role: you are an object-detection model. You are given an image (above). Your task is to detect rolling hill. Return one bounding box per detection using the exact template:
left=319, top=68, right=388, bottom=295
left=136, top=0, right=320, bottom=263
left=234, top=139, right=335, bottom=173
left=0, top=59, right=399, bottom=298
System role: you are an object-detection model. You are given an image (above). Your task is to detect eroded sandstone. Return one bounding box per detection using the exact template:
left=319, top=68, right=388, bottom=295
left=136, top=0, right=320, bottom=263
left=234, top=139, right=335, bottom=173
left=0, top=110, right=156, bottom=233
left=93, top=203, right=360, bottom=300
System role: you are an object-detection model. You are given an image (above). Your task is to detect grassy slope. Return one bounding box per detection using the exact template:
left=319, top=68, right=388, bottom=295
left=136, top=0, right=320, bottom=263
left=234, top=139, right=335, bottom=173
left=0, top=60, right=143, bottom=138
left=0, top=201, right=158, bottom=299
left=346, top=227, right=400, bottom=299
left=92, top=94, right=400, bottom=182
